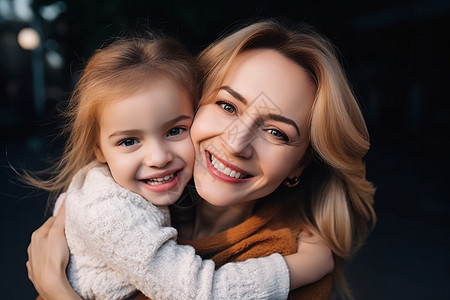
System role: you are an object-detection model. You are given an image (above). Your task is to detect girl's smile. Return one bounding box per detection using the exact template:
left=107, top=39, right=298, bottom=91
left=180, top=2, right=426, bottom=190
left=95, top=77, right=195, bottom=206
left=140, top=169, right=181, bottom=192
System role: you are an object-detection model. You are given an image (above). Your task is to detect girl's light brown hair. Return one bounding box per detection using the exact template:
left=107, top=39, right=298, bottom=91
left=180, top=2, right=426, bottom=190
left=27, top=34, right=199, bottom=208
left=197, top=19, right=376, bottom=298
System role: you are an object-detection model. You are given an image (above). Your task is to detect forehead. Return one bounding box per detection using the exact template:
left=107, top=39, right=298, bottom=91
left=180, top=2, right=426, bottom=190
left=222, top=49, right=316, bottom=122
left=99, top=78, right=193, bottom=128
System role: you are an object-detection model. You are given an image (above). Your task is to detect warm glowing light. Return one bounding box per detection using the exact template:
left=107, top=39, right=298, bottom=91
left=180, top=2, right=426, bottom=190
left=17, top=27, right=40, bottom=50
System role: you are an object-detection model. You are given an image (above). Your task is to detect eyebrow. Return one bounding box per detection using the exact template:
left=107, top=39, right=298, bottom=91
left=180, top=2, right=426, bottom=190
left=108, top=115, right=192, bottom=138
left=219, top=86, right=248, bottom=104
left=164, top=115, right=193, bottom=127
left=219, top=86, right=300, bottom=136
left=264, top=114, right=300, bottom=136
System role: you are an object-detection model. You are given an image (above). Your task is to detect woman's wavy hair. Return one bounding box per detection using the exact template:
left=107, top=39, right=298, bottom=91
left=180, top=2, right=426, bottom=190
left=197, top=19, right=376, bottom=297
left=26, top=33, right=199, bottom=208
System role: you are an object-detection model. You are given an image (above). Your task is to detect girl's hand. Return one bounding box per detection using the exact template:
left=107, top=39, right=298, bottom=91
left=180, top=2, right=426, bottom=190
left=284, top=230, right=334, bottom=290
left=26, top=203, right=81, bottom=300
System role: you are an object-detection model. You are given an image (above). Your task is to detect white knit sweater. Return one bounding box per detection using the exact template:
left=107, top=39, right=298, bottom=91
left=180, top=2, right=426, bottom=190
left=54, top=162, right=289, bottom=300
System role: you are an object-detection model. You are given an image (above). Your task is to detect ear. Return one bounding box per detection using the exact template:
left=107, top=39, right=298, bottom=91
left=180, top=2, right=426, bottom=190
left=94, top=144, right=106, bottom=163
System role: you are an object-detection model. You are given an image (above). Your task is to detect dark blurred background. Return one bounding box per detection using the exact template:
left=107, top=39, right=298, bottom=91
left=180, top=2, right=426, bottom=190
left=1, top=0, right=449, bottom=299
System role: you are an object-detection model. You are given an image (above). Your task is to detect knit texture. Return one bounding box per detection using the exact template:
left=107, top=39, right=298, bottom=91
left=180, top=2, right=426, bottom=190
left=135, top=199, right=334, bottom=300
left=52, top=162, right=289, bottom=300
left=179, top=202, right=334, bottom=300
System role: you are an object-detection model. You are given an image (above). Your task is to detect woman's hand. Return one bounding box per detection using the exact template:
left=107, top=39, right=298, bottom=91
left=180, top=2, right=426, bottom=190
left=26, top=203, right=81, bottom=300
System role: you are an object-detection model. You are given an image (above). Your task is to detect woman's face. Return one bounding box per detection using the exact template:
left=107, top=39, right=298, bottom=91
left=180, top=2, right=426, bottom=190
left=190, top=49, right=316, bottom=206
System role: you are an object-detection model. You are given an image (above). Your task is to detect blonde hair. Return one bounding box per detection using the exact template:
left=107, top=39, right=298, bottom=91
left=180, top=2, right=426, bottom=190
left=27, top=34, right=199, bottom=207
left=197, top=20, right=376, bottom=297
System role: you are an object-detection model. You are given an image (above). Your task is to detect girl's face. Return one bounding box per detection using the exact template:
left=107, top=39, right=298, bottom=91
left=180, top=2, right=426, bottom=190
left=191, top=49, right=316, bottom=207
left=95, top=78, right=195, bottom=206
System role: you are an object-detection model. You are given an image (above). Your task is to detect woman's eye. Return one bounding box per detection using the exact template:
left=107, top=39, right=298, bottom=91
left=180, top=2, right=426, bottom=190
left=217, top=101, right=236, bottom=114
left=118, top=138, right=138, bottom=147
left=167, top=127, right=185, bottom=137
left=266, top=129, right=289, bottom=142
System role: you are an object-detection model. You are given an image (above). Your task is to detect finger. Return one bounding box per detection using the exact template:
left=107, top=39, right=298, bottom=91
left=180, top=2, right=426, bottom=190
left=28, top=217, right=56, bottom=275
left=55, top=201, right=66, bottom=220
left=50, top=202, right=66, bottom=236
left=26, top=260, right=33, bottom=281
left=27, top=233, right=33, bottom=269
left=29, top=217, right=55, bottom=254
left=32, top=217, right=56, bottom=238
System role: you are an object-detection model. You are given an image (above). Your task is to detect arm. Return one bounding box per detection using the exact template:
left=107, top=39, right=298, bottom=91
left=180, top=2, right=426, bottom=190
left=62, top=165, right=289, bottom=299
left=284, top=230, right=334, bottom=290
left=26, top=204, right=82, bottom=300
left=70, top=189, right=288, bottom=299
left=27, top=203, right=288, bottom=300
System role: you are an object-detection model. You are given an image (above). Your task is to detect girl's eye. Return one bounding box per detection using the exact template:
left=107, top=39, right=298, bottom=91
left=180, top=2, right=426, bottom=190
left=167, top=127, right=185, bottom=137
left=217, top=101, right=236, bottom=114
left=118, top=138, right=139, bottom=147
left=266, top=129, right=289, bottom=142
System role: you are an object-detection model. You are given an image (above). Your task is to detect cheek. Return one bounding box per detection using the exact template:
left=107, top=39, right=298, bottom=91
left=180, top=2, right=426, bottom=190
left=263, top=159, right=291, bottom=182
left=105, top=151, right=138, bottom=181
left=108, top=164, right=130, bottom=189
left=191, top=105, right=234, bottom=146
left=260, top=148, right=304, bottom=179
left=190, top=107, right=212, bottom=146
left=179, top=140, right=195, bottom=168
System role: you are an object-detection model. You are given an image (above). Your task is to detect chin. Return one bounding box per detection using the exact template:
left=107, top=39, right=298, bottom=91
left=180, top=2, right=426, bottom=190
left=197, top=189, right=225, bottom=206
left=150, top=190, right=184, bottom=206
left=152, top=197, right=180, bottom=206
left=196, top=188, right=245, bottom=207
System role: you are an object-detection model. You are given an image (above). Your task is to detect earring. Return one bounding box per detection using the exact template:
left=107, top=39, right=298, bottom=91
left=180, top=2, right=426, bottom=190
left=284, top=176, right=299, bottom=188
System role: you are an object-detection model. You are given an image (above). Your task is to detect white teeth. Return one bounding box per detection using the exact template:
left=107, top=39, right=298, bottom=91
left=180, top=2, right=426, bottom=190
left=145, top=173, right=175, bottom=185
left=223, top=167, right=232, bottom=176
left=210, top=154, right=246, bottom=179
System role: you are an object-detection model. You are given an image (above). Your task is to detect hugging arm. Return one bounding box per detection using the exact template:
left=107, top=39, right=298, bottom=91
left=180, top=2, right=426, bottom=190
left=284, top=231, right=334, bottom=290
left=27, top=199, right=333, bottom=300
left=35, top=165, right=289, bottom=300
left=66, top=185, right=289, bottom=299
left=27, top=165, right=333, bottom=299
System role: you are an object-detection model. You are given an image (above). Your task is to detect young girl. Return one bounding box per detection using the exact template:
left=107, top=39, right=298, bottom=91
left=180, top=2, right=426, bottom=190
left=26, top=34, right=334, bottom=299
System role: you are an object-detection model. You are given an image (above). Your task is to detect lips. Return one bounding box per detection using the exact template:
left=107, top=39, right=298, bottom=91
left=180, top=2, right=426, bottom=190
left=207, top=151, right=251, bottom=179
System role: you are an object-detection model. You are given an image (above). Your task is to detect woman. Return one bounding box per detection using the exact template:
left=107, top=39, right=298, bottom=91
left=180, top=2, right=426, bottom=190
left=27, top=20, right=376, bottom=299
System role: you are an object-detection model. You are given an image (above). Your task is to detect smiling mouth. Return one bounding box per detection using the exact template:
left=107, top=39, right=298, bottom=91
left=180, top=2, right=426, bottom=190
left=142, top=171, right=177, bottom=186
left=208, top=152, right=251, bottom=179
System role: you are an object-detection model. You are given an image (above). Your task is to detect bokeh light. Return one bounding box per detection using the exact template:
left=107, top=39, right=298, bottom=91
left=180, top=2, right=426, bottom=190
left=17, top=27, right=40, bottom=50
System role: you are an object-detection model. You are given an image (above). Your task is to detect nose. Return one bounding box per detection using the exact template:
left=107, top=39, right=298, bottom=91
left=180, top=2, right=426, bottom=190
left=144, top=141, right=174, bottom=168
left=222, top=117, right=255, bottom=159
